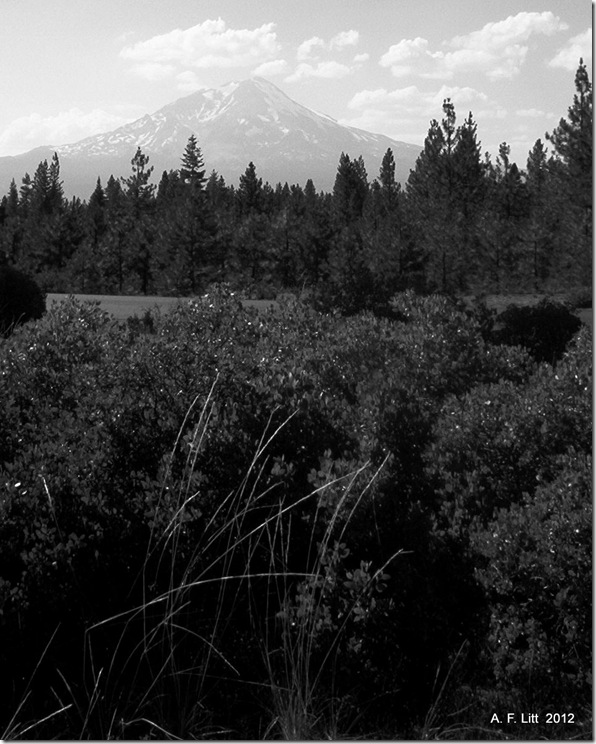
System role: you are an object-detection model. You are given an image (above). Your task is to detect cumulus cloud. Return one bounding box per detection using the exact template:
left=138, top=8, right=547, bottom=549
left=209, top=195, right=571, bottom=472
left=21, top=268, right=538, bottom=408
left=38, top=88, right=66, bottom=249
left=0, top=108, right=139, bottom=157
left=341, top=84, right=491, bottom=143
left=289, top=29, right=365, bottom=82
left=285, top=60, right=353, bottom=83
left=330, top=30, right=359, bottom=50
left=253, top=58, right=289, bottom=77
left=380, top=37, right=430, bottom=77
left=297, top=36, right=325, bottom=61
left=120, top=18, right=281, bottom=77
left=516, top=108, right=556, bottom=119
left=548, top=28, right=592, bottom=70
left=380, top=12, right=568, bottom=81
left=175, top=71, right=204, bottom=94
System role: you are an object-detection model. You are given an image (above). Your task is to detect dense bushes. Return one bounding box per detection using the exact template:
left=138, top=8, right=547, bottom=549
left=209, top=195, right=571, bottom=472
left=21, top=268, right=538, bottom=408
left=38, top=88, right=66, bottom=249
left=0, top=264, right=46, bottom=336
left=0, top=290, right=591, bottom=739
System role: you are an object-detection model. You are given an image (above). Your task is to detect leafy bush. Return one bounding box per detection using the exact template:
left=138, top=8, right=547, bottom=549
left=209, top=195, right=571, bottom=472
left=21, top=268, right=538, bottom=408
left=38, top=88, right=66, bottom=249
left=0, top=264, right=46, bottom=336
left=0, top=290, right=591, bottom=738
left=473, top=449, right=591, bottom=707
left=492, top=298, right=582, bottom=364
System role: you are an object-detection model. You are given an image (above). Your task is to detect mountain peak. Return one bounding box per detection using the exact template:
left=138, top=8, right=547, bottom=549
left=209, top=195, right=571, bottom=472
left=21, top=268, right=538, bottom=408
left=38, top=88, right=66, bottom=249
left=0, top=78, right=421, bottom=197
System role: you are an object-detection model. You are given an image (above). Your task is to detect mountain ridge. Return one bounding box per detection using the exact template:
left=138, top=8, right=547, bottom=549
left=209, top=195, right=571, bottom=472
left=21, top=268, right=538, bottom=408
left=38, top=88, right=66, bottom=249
left=0, top=77, right=421, bottom=197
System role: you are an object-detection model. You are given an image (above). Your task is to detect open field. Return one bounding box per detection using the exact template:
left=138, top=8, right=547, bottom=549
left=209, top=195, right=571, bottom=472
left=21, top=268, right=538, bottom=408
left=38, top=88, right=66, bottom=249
left=47, top=293, right=276, bottom=319
left=48, top=292, right=592, bottom=326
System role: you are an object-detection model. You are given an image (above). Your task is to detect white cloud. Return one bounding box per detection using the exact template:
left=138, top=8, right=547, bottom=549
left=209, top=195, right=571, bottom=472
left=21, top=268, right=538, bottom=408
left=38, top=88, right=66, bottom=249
left=379, top=12, right=568, bottom=81
left=380, top=37, right=430, bottom=77
left=120, top=18, right=281, bottom=76
left=289, top=30, right=365, bottom=82
left=0, top=108, right=139, bottom=156
left=297, top=36, right=325, bottom=61
left=548, top=28, right=592, bottom=70
left=253, top=58, right=289, bottom=77
left=330, top=30, right=359, bottom=50
left=175, top=71, right=204, bottom=94
left=516, top=108, right=556, bottom=119
left=285, top=60, right=352, bottom=83
left=342, top=84, right=490, bottom=143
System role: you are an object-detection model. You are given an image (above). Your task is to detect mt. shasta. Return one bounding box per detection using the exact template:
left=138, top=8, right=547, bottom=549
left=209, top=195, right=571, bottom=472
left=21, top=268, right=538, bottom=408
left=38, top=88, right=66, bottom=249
left=0, top=77, right=421, bottom=197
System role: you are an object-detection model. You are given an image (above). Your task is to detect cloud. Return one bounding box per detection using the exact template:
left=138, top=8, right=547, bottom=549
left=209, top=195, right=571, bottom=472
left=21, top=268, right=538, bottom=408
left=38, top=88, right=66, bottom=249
left=175, top=71, right=204, bottom=94
left=289, top=29, right=365, bottom=82
left=380, top=37, right=430, bottom=77
left=120, top=18, right=281, bottom=77
left=341, top=84, right=490, bottom=143
left=0, top=108, right=139, bottom=157
left=285, top=60, right=353, bottom=83
left=516, top=108, right=556, bottom=119
left=330, top=30, right=359, bottom=50
left=380, top=12, right=568, bottom=81
left=253, top=58, right=289, bottom=77
left=297, top=36, right=325, bottom=61
left=548, top=28, right=592, bottom=70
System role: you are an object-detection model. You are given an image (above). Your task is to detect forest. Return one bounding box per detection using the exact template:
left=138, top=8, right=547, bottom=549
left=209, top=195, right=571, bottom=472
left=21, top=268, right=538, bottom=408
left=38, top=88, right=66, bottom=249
left=0, top=62, right=591, bottom=740
left=0, top=63, right=591, bottom=307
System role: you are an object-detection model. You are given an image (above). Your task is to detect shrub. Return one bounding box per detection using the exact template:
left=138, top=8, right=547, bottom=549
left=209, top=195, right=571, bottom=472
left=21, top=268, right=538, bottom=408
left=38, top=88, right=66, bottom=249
left=0, top=264, right=46, bottom=336
left=492, top=298, right=582, bottom=364
left=472, top=449, right=592, bottom=709
left=0, top=289, right=591, bottom=738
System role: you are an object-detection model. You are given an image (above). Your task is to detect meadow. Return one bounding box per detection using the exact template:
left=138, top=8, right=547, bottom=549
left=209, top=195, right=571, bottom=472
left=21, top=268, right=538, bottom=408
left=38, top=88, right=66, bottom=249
left=1, top=288, right=592, bottom=740
left=47, top=291, right=593, bottom=325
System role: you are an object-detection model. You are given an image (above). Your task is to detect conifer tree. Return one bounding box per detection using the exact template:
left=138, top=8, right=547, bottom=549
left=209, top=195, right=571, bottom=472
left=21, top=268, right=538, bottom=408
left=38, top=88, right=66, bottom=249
left=546, top=59, right=592, bottom=282
left=546, top=59, right=592, bottom=209
left=0, top=180, right=21, bottom=263
left=406, top=100, right=487, bottom=292
left=122, top=148, right=157, bottom=294
left=180, top=135, right=206, bottom=190
left=333, top=152, right=369, bottom=224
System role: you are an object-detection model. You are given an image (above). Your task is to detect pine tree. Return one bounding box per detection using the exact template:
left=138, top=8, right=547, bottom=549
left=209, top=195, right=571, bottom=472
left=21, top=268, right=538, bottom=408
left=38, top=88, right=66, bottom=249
left=477, top=143, right=528, bottom=291
left=0, top=180, right=21, bottom=263
left=545, top=59, right=592, bottom=283
left=522, top=139, right=560, bottom=287
left=333, top=152, right=369, bottom=224
left=546, top=59, right=592, bottom=209
left=237, top=162, right=263, bottom=215
left=48, top=153, right=64, bottom=213
left=365, top=148, right=406, bottom=298
left=100, top=176, right=129, bottom=292
left=180, top=135, right=206, bottom=190
left=406, top=100, right=487, bottom=292
left=121, top=148, right=157, bottom=294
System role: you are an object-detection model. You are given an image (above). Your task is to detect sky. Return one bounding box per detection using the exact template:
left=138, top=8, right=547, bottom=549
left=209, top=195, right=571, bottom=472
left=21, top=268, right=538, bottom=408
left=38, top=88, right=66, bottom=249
left=0, top=0, right=592, bottom=167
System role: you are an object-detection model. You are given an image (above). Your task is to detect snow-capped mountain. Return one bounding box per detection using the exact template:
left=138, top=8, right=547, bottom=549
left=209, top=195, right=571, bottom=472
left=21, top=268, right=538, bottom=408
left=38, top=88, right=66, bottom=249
left=0, top=78, right=421, bottom=198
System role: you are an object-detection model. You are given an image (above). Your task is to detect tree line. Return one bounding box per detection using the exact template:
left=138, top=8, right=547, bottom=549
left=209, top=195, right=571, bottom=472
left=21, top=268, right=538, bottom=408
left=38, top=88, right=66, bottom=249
left=0, top=61, right=591, bottom=310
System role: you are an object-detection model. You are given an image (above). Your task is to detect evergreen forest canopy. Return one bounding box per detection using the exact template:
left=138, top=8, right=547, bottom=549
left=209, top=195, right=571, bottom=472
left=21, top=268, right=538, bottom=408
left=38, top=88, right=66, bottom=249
left=0, top=60, right=591, bottom=308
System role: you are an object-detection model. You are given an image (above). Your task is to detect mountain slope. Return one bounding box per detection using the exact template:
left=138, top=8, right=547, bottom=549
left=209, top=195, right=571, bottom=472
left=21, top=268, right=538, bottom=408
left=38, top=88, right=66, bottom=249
left=0, top=78, right=421, bottom=198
